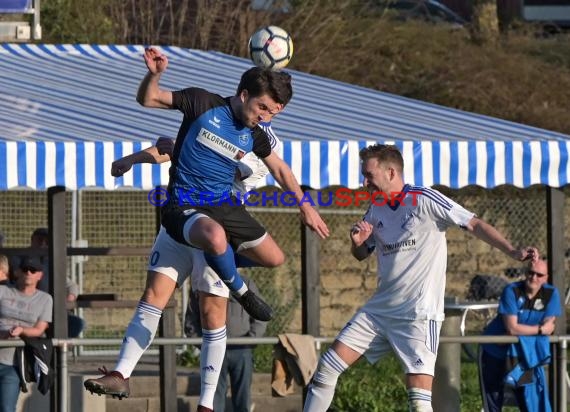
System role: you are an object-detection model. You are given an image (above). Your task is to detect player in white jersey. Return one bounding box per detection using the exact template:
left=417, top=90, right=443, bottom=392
left=85, top=124, right=281, bottom=412
left=303, top=144, right=539, bottom=412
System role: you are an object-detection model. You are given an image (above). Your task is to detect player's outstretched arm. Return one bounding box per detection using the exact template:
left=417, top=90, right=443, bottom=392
left=262, top=152, right=330, bottom=239
left=111, top=137, right=174, bottom=177
left=136, top=47, right=174, bottom=109
left=465, top=217, right=539, bottom=262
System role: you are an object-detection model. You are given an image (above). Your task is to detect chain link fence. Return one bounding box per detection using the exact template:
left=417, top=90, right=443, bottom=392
left=0, top=186, right=568, bottom=342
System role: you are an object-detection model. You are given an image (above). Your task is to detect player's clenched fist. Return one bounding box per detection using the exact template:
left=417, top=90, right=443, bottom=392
left=350, top=220, right=373, bottom=245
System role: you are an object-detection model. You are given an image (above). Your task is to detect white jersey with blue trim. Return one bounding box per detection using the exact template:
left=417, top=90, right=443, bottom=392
left=361, top=185, right=475, bottom=321
left=233, top=122, right=282, bottom=193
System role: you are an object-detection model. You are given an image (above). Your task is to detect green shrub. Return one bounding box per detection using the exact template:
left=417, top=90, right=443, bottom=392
left=332, top=355, right=408, bottom=412
left=328, top=353, right=485, bottom=412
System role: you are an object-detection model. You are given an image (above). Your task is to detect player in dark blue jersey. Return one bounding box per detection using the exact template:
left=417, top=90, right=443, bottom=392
left=134, top=48, right=330, bottom=325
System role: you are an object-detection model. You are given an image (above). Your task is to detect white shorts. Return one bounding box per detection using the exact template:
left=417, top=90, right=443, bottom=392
left=147, top=226, right=230, bottom=298
left=337, top=311, right=442, bottom=376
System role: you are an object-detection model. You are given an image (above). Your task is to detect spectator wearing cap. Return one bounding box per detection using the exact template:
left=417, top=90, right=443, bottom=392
left=0, top=256, right=53, bottom=412
left=30, top=228, right=85, bottom=338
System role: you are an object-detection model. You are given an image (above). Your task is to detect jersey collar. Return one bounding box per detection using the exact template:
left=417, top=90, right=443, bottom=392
left=388, top=184, right=411, bottom=211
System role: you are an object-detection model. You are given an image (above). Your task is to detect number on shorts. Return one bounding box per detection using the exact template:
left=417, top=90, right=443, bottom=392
left=150, top=251, right=160, bottom=266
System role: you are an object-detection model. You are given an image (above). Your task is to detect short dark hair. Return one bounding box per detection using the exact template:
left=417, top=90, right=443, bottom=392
left=32, top=227, right=48, bottom=237
left=359, top=144, right=404, bottom=173
left=236, top=67, right=293, bottom=106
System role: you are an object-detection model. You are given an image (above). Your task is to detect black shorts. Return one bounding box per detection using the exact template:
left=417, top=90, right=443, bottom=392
left=161, top=201, right=267, bottom=251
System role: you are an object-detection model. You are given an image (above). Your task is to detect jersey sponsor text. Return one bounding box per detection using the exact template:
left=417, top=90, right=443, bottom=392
left=196, top=128, right=245, bottom=160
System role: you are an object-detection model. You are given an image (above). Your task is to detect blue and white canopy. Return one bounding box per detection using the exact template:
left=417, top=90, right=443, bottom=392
left=0, top=44, right=568, bottom=190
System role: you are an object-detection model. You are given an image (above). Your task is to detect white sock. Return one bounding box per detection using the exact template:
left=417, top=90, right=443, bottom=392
left=236, top=283, right=248, bottom=296
left=115, top=301, right=162, bottom=378
left=303, top=349, right=348, bottom=412
left=198, top=326, right=227, bottom=409
left=408, top=388, right=433, bottom=412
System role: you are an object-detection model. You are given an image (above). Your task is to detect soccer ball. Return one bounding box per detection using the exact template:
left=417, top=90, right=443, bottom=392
left=248, top=26, right=293, bottom=70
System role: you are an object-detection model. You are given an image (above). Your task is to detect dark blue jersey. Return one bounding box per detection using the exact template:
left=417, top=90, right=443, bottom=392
left=483, top=281, right=561, bottom=359
left=168, top=88, right=272, bottom=205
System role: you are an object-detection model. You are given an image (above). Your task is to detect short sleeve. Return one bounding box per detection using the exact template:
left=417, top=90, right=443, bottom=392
left=498, top=285, right=519, bottom=316
left=251, top=127, right=272, bottom=159
left=39, top=294, right=53, bottom=323
left=172, top=87, right=216, bottom=117
left=418, top=187, right=475, bottom=228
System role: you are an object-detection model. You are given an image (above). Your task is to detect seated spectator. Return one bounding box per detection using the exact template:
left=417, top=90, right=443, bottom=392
left=480, top=258, right=561, bottom=412
left=0, top=255, right=9, bottom=285
left=0, top=256, right=53, bottom=412
left=30, top=228, right=86, bottom=338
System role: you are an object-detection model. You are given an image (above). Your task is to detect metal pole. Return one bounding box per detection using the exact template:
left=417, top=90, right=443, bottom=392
left=433, top=310, right=461, bottom=412
left=59, top=340, right=68, bottom=412
left=547, top=187, right=566, bottom=412
left=559, top=339, right=567, bottom=412
left=33, top=0, right=41, bottom=39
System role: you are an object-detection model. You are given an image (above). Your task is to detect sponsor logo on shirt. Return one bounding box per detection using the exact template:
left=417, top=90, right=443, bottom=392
left=413, top=358, right=424, bottom=367
left=239, top=134, right=249, bottom=146
left=196, top=128, right=245, bottom=160
left=208, top=116, right=221, bottom=129
left=383, top=239, right=416, bottom=252
left=533, top=298, right=545, bottom=311
left=382, top=238, right=417, bottom=255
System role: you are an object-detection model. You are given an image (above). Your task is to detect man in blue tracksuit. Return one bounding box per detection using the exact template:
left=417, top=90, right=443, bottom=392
left=480, top=258, right=561, bottom=411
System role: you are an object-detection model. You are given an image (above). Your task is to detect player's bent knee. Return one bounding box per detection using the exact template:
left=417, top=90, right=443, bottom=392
left=141, top=283, right=175, bottom=309
left=202, top=230, right=230, bottom=254
left=189, top=220, right=227, bottom=253
left=263, top=252, right=285, bottom=267
left=200, top=302, right=227, bottom=329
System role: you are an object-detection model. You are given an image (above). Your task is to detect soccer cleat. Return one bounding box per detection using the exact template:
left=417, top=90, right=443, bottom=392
left=196, top=405, right=214, bottom=412
left=235, top=290, right=273, bottom=321
left=84, top=367, right=130, bottom=400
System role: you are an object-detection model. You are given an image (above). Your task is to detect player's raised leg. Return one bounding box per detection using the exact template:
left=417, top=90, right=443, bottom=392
left=235, top=232, right=285, bottom=268
left=182, top=210, right=275, bottom=321
left=303, top=340, right=360, bottom=412
left=85, top=227, right=192, bottom=399
left=84, top=271, right=176, bottom=399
